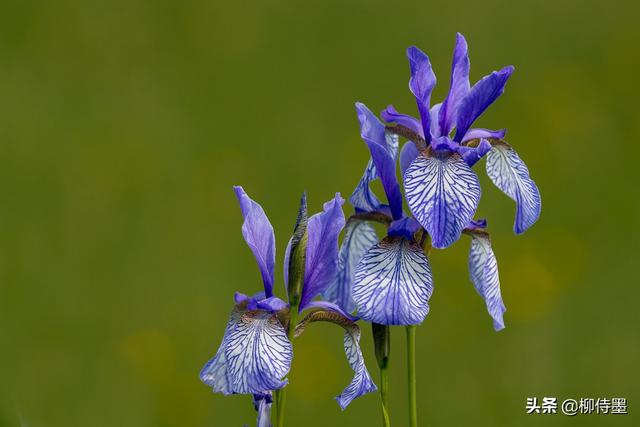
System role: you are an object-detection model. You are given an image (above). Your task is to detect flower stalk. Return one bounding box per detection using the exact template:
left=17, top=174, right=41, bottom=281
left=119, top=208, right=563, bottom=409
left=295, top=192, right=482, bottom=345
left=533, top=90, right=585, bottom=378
left=372, top=323, right=391, bottom=427
left=276, top=305, right=299, bottom=427
left=406, top=325, right=418, bottom=427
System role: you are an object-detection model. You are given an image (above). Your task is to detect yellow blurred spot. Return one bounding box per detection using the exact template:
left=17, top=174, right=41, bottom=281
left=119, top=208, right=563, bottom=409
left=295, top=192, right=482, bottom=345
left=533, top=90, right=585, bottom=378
left=505, top=251, right=556, bottom=320
left=292, top=335, right=343, bottom=402
left=118, top=329, right=176, bottom=384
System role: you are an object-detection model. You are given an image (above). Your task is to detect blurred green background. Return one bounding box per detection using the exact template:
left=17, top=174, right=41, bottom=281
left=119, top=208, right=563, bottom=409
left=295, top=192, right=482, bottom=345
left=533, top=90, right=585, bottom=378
left=1, top=0, right=638, bottom=426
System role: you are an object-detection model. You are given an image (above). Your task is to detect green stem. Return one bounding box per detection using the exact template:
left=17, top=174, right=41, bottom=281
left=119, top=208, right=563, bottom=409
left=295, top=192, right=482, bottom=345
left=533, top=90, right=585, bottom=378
left=406, top=325, right=418, bottom=427
left=379, top=364, right=391, bottom=427
left=276, top=306, right=298, bottom=427
left=274, top=390, right=281, bottom=424
left=372, top=323, right=391, bottom=427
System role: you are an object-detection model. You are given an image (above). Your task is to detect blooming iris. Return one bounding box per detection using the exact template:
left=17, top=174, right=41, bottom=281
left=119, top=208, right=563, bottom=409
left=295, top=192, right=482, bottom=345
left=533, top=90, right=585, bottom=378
left=383, top=33, right=541, bottom=249
left=324, top=103, right=434, bottom=326
left=201, top=33, right=541, bottom=427
left=325, top=35, right=541, bottom=331
left=200, top=187, right=376, bottom=425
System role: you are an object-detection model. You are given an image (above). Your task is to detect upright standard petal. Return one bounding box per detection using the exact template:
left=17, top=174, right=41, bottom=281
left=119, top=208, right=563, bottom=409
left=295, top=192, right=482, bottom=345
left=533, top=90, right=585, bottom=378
left=407, top=46, right=437, bottom=141
left=400, top=141, right=420, bottom=177
left=353, top=236, right=433, bottom=325
left=323, top=219, right=378, bottom=313
left=201, top=308, right=293, bottom=395
left=299, top=194, right=346, bottom=310
left=234, top=186, right=276, bottom=297
left=429, top=103, right=442, bottom=139
left=355, top=103, right=403, bottom=219
left=336, top=324, right=377, bottom=409
left=454, top=66, right=514, bottom=142
left=485, top=143, right=541, bottom=234
left=404, top=153, right=481, bottom=248
left=468, top=231, right=506, bottom=331
left=349, top=158, right=383, bottom=212
left=439, top=33, right=470, bottom=136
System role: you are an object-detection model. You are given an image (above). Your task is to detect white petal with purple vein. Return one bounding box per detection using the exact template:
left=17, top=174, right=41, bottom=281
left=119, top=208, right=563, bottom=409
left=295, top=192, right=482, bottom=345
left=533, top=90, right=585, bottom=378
left=469, top=232, right=506, bottom=331
left=486, top=143, right=541, bottom=234
left=336, top=325, right=377, bottom=409
left=349, top=158, right=382, bottom=212
left=210, top=309, right=292, bottom=394
left=323, top=219, right=378, bottom=313
left=200, top=329, right=232, bottom=394
left=353, top=237, right=433, bottom=325
left=404, top=153, right=481, bottom=248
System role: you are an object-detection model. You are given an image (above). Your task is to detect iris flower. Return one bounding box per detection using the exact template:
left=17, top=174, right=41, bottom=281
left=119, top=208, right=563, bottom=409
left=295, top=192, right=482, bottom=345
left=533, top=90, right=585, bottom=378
left=324, top=103, right=434, bottom=326
left=382, top=33, right=541, bottom=249
left=200, top=187, right=376, bottom=425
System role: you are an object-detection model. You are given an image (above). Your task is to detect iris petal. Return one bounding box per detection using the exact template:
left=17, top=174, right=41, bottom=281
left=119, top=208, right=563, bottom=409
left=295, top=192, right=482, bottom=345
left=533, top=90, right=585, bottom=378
left=404, top=153, right=481, bottom=248
left=200, top=330, right=232, bottom=394
left=400, top=141, right=420, bottom=177
left=457, top=139, right=492, bottom=167
left=454, top=66, right=514, bottom=142
left=256, top=296, right=288, bottom=312
left=350, top=111, right=400, bottom=213
left=407, top=46, right=437, bottom=141
left=336, top=325, right=378, bottom=409
left=200, top=308, right=292, bottom=395
left=252, top=393, right=273, bottom=427
left=468, top=231, right=506, bottom=331
left=323, top=219, right=378, bottom=313
left=349, top=157, right=383, bottom=212
left=353, top=237, right=433, bottom=325
left=355, top=103, right=403, bottom=219
left=299, top=194, right=346, bottom=310
left=294, top=305, right=376, bottom=408
left=381, top=105, right=424, bottom=138
left=485, top=143, right=541, bottom=234
left=429, top=103, right=442, bottom=139
left=439, top=33, right=470, bottom=136
left=461, top=128, right=506, bottom=143
left=304, top=300, right=359, bottom=321
left=387, top=217, right=421, bottom=240
left=234, top=186, right=276, bottom=297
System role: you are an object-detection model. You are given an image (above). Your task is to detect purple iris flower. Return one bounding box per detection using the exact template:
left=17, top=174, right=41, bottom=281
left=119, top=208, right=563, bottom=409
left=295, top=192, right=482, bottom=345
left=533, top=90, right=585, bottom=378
left=383, top=33, right=541, bottom=249
left=200, top=187, right=376, bottom=418
left=323, top=103, right=434, bottom=326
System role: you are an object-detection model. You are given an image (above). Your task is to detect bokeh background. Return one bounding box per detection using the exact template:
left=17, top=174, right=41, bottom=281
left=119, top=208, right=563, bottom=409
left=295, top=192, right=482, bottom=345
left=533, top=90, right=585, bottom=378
left=1, top=0, right=639, bottom=426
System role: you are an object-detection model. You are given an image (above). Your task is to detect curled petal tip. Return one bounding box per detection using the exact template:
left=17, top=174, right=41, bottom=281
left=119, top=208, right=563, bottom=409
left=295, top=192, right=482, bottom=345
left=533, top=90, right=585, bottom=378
left=406, top=45, right=420, bottom=55
left=500, top=65, right=515, bottom=76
